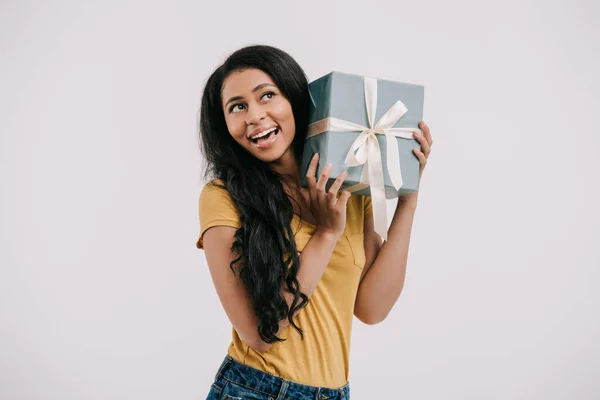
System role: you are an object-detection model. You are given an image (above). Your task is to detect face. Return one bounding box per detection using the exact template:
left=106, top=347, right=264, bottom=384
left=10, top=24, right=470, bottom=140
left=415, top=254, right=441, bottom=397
left=221, top=68, right=296, bottom=163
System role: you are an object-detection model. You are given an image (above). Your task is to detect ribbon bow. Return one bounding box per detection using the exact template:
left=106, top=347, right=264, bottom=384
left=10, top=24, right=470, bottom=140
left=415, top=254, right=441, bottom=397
left=307, top=76, right=421, bottom=240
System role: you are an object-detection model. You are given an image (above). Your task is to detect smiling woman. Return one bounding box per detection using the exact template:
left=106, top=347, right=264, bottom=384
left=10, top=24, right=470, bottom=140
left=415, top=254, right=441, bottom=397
left=221, top=70, right=295, bottom=156
left=196, top=44, right=371, bottom=400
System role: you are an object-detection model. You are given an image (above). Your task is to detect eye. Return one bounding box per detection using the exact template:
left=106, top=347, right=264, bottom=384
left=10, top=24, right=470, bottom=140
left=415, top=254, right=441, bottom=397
left=229, top=91, right=276, bottom=114
left=229, top=103, right=244, bottom=113
left=261, top=91, right=275, bottom=101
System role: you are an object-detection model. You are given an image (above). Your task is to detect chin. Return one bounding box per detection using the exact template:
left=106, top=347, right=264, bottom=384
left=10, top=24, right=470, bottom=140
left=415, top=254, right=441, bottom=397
left=253, top=148, right=288, bottom=163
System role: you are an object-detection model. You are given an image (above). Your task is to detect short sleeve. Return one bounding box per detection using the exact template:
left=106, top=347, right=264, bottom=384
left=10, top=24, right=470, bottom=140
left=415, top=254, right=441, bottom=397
left=195, top=180, right=242, bottom=249
left=364, top=195, right=373, bottom=220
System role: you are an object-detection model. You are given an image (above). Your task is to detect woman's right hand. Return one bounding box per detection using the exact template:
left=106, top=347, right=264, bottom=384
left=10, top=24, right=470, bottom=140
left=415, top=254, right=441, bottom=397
left=305, top=153, right=351, bottom=240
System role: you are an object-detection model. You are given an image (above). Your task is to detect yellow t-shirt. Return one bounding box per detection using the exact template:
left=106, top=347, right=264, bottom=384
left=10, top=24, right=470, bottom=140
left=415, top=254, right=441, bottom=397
left=196, top=179, right=372, bottom=388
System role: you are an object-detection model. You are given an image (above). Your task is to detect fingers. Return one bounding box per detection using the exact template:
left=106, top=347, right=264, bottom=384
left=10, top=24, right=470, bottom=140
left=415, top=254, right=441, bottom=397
left=305, top=153, right=333, bottom=209
left=337, top=189, right=352, bottom=209
left=316, top=162, right=331, bottom=194
left=327, top=169, right=348, bottom=207
left=328, top=169, right=351, bottom=212
left=306, top=153, right=319, bottom=184
left=306, top=153, right=319, bottom=199
left=305, top=153, right=351, bottom=211
left=413, top=148, right=428, bottom=167
left=413, top=130, right=430, bottom=157
left=419, top=120, right=433, bottom=147
left=316, top=162, right=332, bottom=210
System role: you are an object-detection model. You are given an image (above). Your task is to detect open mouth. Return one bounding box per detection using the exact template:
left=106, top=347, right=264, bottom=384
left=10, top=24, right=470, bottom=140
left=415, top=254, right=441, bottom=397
left=250, top=128, right=279, bottom=145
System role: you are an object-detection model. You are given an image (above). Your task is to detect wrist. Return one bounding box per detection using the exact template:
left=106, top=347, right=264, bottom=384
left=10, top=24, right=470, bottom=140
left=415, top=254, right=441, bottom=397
left=313, top=228, right=343, bottom=243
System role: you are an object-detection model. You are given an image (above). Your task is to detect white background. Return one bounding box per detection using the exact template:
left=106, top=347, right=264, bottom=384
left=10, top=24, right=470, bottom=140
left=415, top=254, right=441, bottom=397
left=1, top=0, right=599, bottom=399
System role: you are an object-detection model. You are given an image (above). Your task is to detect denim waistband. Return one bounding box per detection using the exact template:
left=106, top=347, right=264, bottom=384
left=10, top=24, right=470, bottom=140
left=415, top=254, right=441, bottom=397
left=215, top=354, right=350, bottom=400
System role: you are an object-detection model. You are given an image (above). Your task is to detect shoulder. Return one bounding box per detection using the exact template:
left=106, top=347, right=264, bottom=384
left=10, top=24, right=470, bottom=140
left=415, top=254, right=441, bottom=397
left=196, top=179, right=241, bottom=249
left=200, top=178, right=227, bottom=196
left=199, top=179, right=236, bottom=207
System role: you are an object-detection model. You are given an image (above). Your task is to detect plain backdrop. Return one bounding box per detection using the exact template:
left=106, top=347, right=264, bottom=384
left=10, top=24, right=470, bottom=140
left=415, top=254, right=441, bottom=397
left=1, top=0, right=599, bottom=399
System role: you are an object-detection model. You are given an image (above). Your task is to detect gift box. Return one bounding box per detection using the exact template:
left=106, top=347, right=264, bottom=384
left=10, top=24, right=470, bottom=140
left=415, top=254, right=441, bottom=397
left=299, top=71, right=425, bottom=239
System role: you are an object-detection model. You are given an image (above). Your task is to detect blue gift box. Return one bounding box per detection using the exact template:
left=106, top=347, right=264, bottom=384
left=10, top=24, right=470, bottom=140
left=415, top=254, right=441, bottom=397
left=300, top=71, right=425, bottom=197
left=299, top=71, right=425, bottom=239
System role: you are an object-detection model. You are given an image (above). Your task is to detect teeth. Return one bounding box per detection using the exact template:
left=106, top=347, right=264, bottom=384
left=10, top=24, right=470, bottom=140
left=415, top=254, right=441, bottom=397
left=251, top=127, right=277, bottom=140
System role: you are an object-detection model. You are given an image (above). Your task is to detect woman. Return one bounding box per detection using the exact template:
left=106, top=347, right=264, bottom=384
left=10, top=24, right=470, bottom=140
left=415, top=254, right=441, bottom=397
left=196, top=44, right=433, bottom=400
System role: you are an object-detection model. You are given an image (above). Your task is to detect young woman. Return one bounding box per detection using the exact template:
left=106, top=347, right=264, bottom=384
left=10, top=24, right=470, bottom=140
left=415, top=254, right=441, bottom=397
left=196, top=44, right=433, bottom=400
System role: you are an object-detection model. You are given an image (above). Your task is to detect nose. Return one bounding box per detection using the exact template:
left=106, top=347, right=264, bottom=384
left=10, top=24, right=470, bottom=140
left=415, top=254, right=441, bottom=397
left=245, top=105, right=267, bottom=125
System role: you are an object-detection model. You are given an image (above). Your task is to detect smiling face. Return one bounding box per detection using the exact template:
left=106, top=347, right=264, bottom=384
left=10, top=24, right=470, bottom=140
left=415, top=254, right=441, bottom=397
left=221, top=68, right=296, bottom=163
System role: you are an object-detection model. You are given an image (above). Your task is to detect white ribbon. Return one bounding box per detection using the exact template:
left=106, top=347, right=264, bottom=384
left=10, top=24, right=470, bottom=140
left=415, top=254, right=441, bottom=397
left=307, top=77, right=421, bottom=240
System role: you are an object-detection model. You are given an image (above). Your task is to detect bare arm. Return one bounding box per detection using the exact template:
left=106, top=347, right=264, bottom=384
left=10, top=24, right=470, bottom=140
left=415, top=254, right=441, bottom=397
left=203, top=226, right=339, bottom=352
left=354, top=120, right=432, bottom=324
left=353, top=201, right=417, bottom=325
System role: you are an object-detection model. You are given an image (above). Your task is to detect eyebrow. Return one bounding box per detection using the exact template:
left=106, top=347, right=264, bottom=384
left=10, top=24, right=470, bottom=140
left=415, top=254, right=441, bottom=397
left=224, top=83, right=276, bottom=108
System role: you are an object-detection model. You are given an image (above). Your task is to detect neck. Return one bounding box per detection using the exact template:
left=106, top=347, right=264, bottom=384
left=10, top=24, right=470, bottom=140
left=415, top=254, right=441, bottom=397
left=269, top=148, right=302, bottom=192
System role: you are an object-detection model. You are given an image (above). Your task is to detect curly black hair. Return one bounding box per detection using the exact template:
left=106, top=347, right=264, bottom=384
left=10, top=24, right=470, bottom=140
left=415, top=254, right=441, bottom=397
left=198, top=44, right=312, bottom=344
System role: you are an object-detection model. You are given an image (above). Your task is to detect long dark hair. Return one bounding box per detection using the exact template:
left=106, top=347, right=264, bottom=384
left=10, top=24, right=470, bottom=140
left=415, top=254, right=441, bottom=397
left=198, top=45, right=312, bottom=344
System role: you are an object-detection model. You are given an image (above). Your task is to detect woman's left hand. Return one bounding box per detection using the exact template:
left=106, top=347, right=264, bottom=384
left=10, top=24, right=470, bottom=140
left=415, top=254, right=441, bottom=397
left=413, top=120, right=433, bottom=179
left=398, top=120, right=433, bottom=206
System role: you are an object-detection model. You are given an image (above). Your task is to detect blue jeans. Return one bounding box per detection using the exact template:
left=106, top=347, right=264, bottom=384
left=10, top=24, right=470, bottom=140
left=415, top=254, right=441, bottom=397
left=206, top=355, right=351, bottom=400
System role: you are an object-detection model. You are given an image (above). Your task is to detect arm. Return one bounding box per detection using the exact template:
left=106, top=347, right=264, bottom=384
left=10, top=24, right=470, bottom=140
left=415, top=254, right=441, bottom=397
left=353, top=198, right=417, bottom=325
left=354, top=120, right=432, bottom=324
left=203, top=225, right=339, bottom=352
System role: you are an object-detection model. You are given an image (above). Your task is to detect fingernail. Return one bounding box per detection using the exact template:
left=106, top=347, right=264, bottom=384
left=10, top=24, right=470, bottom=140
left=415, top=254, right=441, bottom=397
left=414, top=131, right=422, bottom=137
